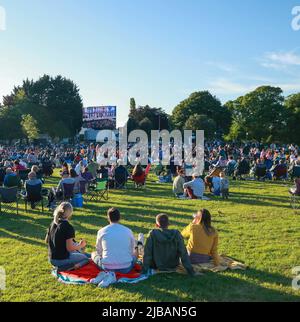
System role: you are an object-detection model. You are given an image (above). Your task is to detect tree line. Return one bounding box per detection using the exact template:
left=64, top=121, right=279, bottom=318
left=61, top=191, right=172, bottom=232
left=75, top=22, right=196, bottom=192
left=1, top=76, right=299, bottom=144
left=128, top=86, right=300, bottom=144
left=0, top=75, right=83, bottom=142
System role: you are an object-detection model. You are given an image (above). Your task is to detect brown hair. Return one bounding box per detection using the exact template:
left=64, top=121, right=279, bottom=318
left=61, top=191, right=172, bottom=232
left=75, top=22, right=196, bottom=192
left=200, top=209, right=216, bottom=236
left=156, top=213, right=169, bottom=229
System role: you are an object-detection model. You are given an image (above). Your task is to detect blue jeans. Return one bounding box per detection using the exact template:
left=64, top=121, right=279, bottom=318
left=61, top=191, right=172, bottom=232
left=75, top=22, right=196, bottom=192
left=50, top=252, right=90, bottom=270
left=92, top=255, right=137, bottom=274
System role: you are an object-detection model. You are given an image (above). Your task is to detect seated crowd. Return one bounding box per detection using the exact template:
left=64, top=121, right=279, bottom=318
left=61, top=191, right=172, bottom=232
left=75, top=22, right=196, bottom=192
left=46, top=204, right=218, bottom=287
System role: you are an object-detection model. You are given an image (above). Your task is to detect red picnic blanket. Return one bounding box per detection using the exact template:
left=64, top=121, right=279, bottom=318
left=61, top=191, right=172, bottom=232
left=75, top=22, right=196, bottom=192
left=54, top=260, right=143, bottom=284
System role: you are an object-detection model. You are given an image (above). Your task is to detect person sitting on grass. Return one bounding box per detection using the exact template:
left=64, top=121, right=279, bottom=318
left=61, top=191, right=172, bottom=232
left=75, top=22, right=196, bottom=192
left=45, top=202, right=89, bottom=272
left=142, top=214, right=195, bottom=276
left=13, top=159, right=27, bottom=173
left=70, top=168, right=86, bottom=194
left=3, top=167, right=21, bottom=188
left=289, top=176, right=300, bottom=196
left=22, top=171, right=44, bottom=209
left=181, top=209, right=219, bottom=266
left=173, top=169, right=186, bottom=198
left=220, top=171, right=229, bottom=199
left=183, top=174, right=205, bottom=199
left=31, top=165, right=44, bottom=181
left=113, top=160, right=129, bottom=188
left=132, top=163, right=146, bottom=187
left=91, top=208, right=140, bottom=287
left=47, top=171, right=76, bottom=208
left=81, top=166, right=94, bottom=183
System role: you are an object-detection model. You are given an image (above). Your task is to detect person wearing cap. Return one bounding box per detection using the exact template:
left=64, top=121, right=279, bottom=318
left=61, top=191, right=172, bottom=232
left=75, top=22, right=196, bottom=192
left=142, top=214, right=195, bottom=276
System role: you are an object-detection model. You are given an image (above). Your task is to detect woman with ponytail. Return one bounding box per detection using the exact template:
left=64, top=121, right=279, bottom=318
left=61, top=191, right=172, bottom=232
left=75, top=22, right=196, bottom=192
left=181, top=209, right=220, bottom=266
left=46, top=202, right=89, bottom=271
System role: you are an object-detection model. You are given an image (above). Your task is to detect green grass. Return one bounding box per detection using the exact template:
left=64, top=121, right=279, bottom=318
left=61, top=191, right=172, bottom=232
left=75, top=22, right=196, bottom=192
left=1, top=170, right=300, bottom=302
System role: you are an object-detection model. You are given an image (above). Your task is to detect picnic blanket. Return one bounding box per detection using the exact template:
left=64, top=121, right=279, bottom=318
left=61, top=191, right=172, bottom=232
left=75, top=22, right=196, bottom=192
left=176, top=255, right=247, bottom=274
left=52, top=260, right=148, bottom=285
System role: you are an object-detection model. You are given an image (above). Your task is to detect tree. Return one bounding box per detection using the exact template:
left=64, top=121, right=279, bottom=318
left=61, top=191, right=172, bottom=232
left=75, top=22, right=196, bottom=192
left=284, top=93, right=300, bottom=144
left=171, top=91, right=231, bottom=135
left=129, top=98, right=136, bottom=118
left=139, top=117, right=153, bottom=135
left=5, top=75, right=83, bottom=137
left=226, top=86, right=286, bottom=143
left=185, top=114, right=217, bottom=139
left=21, top=114, right=39, bottom=141
left=0, top=107, right=24, bottom=142
left=126, top=104, right=170, bottom=133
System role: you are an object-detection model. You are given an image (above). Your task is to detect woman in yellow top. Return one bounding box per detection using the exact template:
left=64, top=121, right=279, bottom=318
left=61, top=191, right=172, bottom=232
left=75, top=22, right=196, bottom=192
left=181, top=209, right=220, bottom=266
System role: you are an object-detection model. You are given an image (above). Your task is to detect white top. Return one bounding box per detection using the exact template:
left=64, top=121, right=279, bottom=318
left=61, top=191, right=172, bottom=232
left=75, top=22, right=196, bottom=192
left=183, top=178, right=205, bottom=198
left=96, top=223, right=135, bottom=269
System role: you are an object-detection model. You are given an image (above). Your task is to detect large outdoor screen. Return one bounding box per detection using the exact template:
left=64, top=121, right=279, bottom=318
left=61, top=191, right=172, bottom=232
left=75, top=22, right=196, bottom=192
left=82, top=106, right=117, bottom=130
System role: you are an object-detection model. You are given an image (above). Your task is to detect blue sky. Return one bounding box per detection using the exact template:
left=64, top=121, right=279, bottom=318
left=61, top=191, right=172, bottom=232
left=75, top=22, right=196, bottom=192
left=0, top=0, right=300, bottom=126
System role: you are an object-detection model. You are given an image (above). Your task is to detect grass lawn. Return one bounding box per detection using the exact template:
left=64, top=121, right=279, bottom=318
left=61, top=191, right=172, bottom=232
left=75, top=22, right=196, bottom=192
left=0, top=170, right=300, bottom=302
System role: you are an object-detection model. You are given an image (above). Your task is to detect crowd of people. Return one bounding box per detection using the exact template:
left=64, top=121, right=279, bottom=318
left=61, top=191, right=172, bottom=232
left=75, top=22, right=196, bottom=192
left=46, top=204, right=218, bottom=287
left=1, top=140, right=300, bottom=288
left=1, top=141, right=300, bottom=205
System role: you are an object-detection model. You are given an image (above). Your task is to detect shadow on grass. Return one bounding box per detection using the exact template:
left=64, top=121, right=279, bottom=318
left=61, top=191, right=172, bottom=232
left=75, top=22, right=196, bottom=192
left=114, top=268, right=299, bottom=302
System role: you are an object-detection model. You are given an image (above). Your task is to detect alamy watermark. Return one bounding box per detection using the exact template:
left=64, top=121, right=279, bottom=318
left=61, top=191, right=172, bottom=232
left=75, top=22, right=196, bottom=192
left=0, top=6, right=6, bottom=31
left=292, top=6, right=300, bottom=31
left=0, top=266, right=6, bottom=290
left=95, top=127, right=205, bottom=177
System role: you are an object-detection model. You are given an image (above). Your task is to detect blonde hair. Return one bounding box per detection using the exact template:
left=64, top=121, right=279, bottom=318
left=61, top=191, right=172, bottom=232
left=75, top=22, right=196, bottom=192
left=53, top=202, right=73, bottom=225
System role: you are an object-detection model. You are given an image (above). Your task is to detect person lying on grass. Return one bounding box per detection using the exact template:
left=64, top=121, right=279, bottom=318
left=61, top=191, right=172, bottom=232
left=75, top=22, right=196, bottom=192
left=181, top=209, right=220, bottom=266
left=45, top=202, right=90, bottom=272
left=142, top=214, right=195, bottom=276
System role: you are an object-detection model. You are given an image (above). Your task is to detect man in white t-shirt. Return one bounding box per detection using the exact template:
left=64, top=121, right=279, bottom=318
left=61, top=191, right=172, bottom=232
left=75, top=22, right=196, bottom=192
left=92, top=208, right=137, bottom=274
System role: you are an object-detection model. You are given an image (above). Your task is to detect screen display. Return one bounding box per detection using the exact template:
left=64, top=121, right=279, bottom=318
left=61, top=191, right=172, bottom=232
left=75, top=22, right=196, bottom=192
left=82, top=106, right=117, bottom=130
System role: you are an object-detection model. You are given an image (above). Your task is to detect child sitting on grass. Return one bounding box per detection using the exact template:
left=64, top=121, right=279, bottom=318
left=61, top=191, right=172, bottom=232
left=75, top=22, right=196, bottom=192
left=220, top=171, right=229, bottom=200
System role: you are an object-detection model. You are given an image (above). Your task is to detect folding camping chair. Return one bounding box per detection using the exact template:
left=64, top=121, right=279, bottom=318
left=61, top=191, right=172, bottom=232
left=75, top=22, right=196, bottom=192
left=291, top=166, right=300, bottom=180
left=62, top=183, right=75, bottom=201
left=22, top=183, right=44, bottom=212
left=254, top=166, right=267, bottom=181
left=273, top=166, right=288, bottom=181
left=0, top=168, right=6, bottom=185
left=18, top=169, right=30, bottom=184
left=290, top=192, right=300, bottom=212
left=0, top=186, right=19, bottom=215
left=89, top=178, right=109, bottom=202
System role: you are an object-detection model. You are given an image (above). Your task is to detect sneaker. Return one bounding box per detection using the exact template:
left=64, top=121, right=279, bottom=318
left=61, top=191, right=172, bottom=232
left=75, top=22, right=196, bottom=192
left=98, top=272, right=117, bottom=288
left=90, top=271, right=108, bottom=285
left=137, top=233, right=144, bottom=246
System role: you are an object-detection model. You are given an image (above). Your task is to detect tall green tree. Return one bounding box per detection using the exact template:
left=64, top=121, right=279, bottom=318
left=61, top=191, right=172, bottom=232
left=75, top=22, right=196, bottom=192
left=185, top=114, right=217, bottom=139
left=171, top=91, right=231, bottom=135
left=226, top=86, right=286, bottom=143
left=0, top=107, right=24, bottom=142
left=129, top=98, right=136, bottom=117
left=21, top=114, right=39, bottom=141
left=4, top=75, right=83, bottom=137
left=126, top=104, right=170, bottom=133
left=284, top=93, right=300, bottom=144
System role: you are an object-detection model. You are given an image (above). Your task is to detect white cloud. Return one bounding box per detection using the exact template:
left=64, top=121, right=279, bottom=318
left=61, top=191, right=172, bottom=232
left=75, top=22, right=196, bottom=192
left=208, top=78, right=300, bottom=97
left=208, top=78, right=255, bottom=95
left=261, top=51, right=300, bottom=69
